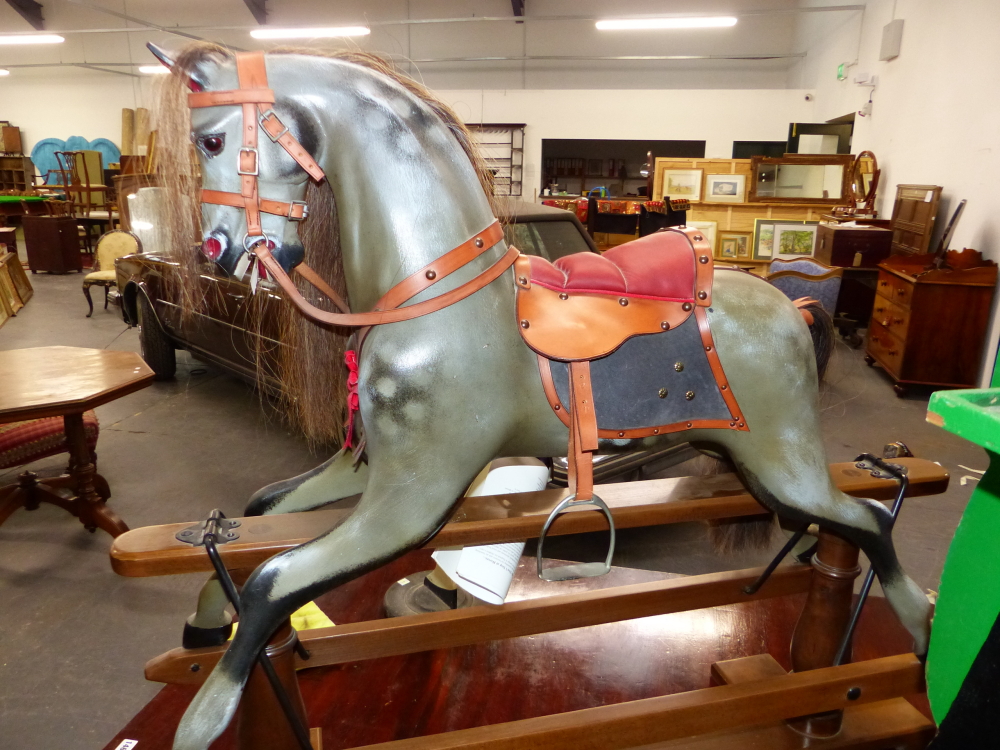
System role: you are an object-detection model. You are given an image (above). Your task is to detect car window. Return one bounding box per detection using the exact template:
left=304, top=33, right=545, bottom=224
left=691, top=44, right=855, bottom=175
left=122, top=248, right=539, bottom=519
left=504, top=220, right=591, bottom=261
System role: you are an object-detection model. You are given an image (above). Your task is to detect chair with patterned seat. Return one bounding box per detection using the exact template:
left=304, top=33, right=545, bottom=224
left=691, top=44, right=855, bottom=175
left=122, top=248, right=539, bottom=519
left=83, top=231, right=141, bottom=317
left=766, top=257, right=843, bottom=315
left=0, top=411, right=100, bottom=473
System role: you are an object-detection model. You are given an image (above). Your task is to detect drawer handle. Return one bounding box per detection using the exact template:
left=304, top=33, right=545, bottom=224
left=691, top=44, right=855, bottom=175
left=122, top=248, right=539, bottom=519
left=889, top=350, right=898, bottom=355
left=875, top=306, right=885, bottom=313
left=881, top=318, right=890, bottom=327
left=879, top=281, right=888, bottom=287
left=894, top=317, right=904, bottom=324
left=896, top=288, right=906, bottom=296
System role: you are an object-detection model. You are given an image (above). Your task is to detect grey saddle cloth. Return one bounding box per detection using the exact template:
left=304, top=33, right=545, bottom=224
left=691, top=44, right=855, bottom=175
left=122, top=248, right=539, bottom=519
left=548, top=313, right=733, bottom=430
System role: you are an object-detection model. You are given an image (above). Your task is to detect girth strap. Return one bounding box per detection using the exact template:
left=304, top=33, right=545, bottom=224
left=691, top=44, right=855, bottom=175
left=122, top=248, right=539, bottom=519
left=568, top=360, right=598, bottom=502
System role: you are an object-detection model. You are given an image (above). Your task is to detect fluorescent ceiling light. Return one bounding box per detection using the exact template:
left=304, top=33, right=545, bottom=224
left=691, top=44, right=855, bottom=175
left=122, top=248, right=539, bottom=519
left=139, top=65, right=170, bottom=75
left=0, top=34, right=65, bottom=45
left=0, top=69, right=9, bottom=76
left=596, top=17, right=737, bottom=31
left=250, top=26, right=370, bottom=40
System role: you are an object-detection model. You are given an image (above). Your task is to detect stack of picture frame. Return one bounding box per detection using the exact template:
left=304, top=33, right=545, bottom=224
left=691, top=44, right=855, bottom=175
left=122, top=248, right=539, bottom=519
left=0, top=249, right=33, bottom=329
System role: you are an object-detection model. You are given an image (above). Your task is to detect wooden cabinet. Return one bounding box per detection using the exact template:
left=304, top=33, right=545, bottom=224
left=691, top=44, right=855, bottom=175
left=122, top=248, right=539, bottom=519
left=889, top=184, right=941, bottom=256
left=21, top=216, right=82, bottom=274
left=864, top=254, right=997, bottom=395
left=0, top=156, right=34, bottom=192
left=815, top=224, right=892, bottom=268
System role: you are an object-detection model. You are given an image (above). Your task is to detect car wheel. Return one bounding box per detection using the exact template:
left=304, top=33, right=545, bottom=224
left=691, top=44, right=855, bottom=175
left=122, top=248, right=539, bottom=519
left=137, top=293, right=176, bottom=380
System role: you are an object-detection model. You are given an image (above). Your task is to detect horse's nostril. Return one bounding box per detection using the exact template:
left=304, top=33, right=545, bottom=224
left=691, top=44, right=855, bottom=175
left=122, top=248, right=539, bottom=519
left=202, top=237, right=223, bottom=260
left=266, top=240, right=276, bottom=250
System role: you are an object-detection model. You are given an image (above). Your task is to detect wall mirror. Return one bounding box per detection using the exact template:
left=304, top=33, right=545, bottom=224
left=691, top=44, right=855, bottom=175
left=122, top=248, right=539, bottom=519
left=748, top=155, right=854, bottom=204
left=851, top=150, right=880, bottom=210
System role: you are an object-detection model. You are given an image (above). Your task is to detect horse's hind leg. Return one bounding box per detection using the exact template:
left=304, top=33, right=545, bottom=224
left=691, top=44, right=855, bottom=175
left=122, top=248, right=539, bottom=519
left=244, top=448, right=369, bottom=516
left=720, top=433, right=931, bottom=655
left=172, top=459, right=478, bottom=750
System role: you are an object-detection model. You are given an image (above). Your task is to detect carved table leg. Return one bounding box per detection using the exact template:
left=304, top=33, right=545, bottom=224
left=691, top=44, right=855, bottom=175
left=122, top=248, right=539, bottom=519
left=63, top=411, right=129, bottom=537
left=787, top=529, right=862, bottom=738
left=236, top=622, right=311, bottom=750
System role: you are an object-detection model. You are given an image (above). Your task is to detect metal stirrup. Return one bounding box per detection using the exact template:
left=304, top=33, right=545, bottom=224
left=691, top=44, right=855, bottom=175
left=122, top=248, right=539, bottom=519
left=536, top=493, right=616, bottom=581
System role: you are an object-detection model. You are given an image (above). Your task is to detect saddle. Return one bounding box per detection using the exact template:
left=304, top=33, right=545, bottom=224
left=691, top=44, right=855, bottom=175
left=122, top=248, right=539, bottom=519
left=515, top=227, right=746, bottom=579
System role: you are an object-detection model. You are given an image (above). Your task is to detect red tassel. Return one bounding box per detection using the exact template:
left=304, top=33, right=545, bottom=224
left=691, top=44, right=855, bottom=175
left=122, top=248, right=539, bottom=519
left=344, top=350, right=359, bottom=448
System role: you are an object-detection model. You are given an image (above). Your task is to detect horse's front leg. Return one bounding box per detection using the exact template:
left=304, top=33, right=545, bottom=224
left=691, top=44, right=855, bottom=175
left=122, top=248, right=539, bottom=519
left=244, top=448, right=369, bottom=516
left=172, top=446, right=491, bottom=750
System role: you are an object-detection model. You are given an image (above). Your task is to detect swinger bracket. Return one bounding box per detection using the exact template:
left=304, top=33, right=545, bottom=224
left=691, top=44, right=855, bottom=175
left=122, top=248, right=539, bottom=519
left=175, top=508, right=241, bottom=546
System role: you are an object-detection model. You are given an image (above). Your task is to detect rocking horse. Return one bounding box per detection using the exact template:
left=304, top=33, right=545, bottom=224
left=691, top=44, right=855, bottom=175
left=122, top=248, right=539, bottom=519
left=134, top=43, right=934, bottom=749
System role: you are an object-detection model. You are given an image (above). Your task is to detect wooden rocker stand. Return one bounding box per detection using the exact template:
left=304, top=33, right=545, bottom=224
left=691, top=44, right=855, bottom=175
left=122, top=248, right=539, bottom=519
left=111, top=458, right=949, bottom=749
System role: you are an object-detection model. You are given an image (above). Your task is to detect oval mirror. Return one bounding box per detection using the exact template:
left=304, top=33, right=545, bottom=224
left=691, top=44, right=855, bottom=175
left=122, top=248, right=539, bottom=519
left=851, top=151, right=878, bottom=205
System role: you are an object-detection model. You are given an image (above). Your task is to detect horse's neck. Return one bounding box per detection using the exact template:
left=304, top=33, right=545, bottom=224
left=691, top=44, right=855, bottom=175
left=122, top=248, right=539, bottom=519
left=312, top=80, right=499, bottom=313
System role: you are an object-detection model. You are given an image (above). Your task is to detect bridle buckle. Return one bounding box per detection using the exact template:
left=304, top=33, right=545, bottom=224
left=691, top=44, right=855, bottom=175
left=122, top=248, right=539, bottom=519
left=237, top=147, right=259, bottom=176
left=259, top=109, right=289, bottom=142
left=287, top=201, right=308, bottom=221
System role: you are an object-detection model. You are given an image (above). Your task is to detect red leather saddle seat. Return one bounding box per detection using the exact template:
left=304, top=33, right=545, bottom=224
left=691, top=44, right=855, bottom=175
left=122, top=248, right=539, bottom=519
left=527, top=230, right=696, bottom=302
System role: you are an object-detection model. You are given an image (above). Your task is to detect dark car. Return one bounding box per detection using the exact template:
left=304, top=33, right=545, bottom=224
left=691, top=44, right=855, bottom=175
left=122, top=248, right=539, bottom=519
left=116, top=199, right=598, bottom=384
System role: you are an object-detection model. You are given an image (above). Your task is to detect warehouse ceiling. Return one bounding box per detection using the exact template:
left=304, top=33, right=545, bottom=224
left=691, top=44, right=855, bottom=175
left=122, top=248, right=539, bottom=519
left=0, top=0, right=864, bottom=88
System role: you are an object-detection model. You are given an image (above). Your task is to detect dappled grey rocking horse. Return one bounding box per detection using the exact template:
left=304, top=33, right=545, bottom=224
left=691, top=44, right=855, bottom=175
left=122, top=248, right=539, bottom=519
left=149, top=43, right=930, bottom=750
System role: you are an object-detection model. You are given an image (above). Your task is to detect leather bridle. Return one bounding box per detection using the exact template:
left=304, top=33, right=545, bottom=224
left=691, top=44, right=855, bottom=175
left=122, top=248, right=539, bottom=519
left=187, top=50, right=517, bottom=325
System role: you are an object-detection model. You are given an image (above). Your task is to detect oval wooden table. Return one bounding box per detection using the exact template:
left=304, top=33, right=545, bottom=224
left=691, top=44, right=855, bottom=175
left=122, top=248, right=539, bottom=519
left=0, top=346, right=154, bottom=537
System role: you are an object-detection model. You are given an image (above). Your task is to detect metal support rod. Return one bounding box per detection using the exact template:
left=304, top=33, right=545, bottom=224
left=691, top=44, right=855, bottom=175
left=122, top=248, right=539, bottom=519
left=203, top=524, right=314, bottom=750
left=742, top=526, right=808, bottom=595
left=834, top=454, right=909, bottom=666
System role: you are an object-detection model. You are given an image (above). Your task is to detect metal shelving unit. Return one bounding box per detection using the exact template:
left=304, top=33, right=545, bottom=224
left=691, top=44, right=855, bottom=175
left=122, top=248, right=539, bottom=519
left=468, top=123, right=524, bottom=197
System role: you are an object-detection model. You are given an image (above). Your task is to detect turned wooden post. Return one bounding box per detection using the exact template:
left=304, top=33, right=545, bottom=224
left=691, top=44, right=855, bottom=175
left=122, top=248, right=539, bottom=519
left=235, top=622, right=310, bottom=750
left=787, top=529, right=862, bottom=738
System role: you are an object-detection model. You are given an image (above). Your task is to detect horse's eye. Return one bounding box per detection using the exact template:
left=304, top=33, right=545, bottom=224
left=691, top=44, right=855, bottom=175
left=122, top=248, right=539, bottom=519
left=198, top=134, right=225, bottom=157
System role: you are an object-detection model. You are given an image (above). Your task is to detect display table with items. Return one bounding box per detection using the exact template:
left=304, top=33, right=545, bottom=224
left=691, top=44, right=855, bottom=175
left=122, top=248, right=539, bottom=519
left=865, top=252, right=997, bottom=396
left=0, top=346, right=154, bottom=537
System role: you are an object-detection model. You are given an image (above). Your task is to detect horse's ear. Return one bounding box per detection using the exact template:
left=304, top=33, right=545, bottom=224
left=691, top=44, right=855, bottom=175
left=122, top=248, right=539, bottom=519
left=146, top=42, right=209, bottom=92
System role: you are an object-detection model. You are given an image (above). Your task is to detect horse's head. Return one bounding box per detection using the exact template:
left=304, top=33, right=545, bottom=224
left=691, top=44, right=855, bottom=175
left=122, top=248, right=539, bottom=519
left=149, top=43, right=324, bottom=279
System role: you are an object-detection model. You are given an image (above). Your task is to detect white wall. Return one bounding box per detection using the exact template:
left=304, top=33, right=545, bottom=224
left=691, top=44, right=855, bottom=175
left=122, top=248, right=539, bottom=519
left=792, top=0, right=1000, bottom=385
left=438, top=88, right=816, bottom=197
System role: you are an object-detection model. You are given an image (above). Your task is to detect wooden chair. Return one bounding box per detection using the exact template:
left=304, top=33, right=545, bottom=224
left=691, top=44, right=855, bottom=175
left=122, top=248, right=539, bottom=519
left=766, top=257, right=843, bottom=315
left=83, top=231, right=140, bottom=317
left=53, top=151, right=116, bottom=254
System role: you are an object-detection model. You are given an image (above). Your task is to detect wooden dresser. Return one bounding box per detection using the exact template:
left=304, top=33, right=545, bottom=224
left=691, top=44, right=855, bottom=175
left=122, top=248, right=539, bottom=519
left=865, top=254, right=997, bottom=396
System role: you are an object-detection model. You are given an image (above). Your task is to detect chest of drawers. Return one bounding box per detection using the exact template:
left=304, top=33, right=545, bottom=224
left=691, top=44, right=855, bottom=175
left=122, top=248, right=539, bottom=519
left=865, top=255, right=997, bottom=396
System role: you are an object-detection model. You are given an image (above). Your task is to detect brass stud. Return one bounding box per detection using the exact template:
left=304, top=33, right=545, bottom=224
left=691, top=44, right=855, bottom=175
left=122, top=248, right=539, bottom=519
left=518, top=275, right=527, bottom=285
left=682, top=302, right=693, bottom=311
left=698, top=291, right=708, bottom=300
left=618, top=431, right=625, bottom=438
left=559, top=292, right=569, bottom=300
left=619, top=297, right=629, bottom=306
left=739, top=422, right=745, bottom=428
left=653, top=428, right=659, bottom=434
left=520, top=319, right=530, bottom=329
left=674, top=362, right=684, bottom=372
left=699, top=255, right=709, bottom=264
left=686, top=422, right=693, bottom=428
left=705, top=345, right=712, bottom=352
left=693, top=234, right=704, bottom=241
left=730, top=422, right=736, bottom=427
left=475, top=238, right=484, bottom=248
left=660, top=321, right=670, bottom=330
left=554, top=404, right=561, bottom=410
left=426, top=269, right=437, bottom=280
left=721, top=384, right=728, bottom=390
left=658, top=387, right=668, bottom=398
left=685, top=390, right=695, bottom=400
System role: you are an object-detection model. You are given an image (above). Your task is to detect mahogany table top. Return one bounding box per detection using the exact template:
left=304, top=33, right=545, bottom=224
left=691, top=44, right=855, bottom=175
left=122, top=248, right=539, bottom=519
left=0, top=346, right=154, bottom=424
left=101, top=551, right=925, bottom=750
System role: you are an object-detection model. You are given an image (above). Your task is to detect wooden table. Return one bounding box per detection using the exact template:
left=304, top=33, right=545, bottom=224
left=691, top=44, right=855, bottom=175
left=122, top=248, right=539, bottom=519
left=0, top=346, right=154, bottom=537
left=101, top=551, right=933, bottom=750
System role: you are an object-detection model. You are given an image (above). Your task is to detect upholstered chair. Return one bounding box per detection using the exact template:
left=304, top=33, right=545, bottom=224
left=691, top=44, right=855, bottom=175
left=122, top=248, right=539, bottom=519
left=766, top=257, right=843, bottom=315
left=82, top=231, right=141, bottom=317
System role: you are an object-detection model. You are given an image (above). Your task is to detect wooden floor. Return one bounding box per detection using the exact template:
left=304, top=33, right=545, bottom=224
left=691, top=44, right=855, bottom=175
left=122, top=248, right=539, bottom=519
left=101, top=551, right=931, bottom=750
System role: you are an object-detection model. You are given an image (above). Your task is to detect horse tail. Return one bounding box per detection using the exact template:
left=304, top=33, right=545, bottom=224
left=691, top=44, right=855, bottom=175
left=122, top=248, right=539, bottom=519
left=803, top=300, right=835, bottom=382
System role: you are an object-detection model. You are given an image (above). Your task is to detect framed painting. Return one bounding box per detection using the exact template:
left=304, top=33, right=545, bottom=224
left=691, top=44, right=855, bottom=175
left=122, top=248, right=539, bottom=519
left=718, top=231, right=751, bottom=260
left=774, top=222, right=820, bottom=260
left=687, top=220, right=717, bottom=254
left=704, top=174, right=746, bottom=204
left=752, top=219, right=776, bottom=260
left=0, top=264, right=21, bottom=314
left=5, top=257, right=32, bottom=305
left=662, top=169, right=703, bottom=202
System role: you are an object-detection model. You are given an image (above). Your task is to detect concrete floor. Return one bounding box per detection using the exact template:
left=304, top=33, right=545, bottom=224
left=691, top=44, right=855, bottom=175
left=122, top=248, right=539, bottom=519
left=0, top=270, right=987, bottom=749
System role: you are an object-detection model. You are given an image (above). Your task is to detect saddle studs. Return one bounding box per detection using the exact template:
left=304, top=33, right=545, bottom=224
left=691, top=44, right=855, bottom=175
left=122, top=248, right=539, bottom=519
left=699, top=255, right=709, bottom=264
left=619, top=297, right=628, bottom=306
left=686, top=422, right=693, bottom=428
left=518, top=276, right=528, bottom=285
left=653, top=428, right=659, bottom=434
left=554, top=404, right=561, bottom=410
left=674, top=362, right=684, bottom=372
left=730, top=422, right=736, bottom=427
left=475, top=238, right=484, bottom=248
left=658, top=388, right=668, bottom=398
left=698, top=291, right=708, bottom=300
left=682, top=302, right=693, bottom=311
left=425, top=269, right=437, bottom=280
left=705, top=345, right=712, bottom=352
left=721, top=384, right=728, bottom=390
left=660, top=321, right=670, bottom=330
left=694, top=234, right=704, bottom=242
left=520, top=319, right=530, bottom=329
left=686, top=391, right=695, bottom=400
left=618, top=432, right=625, bottom=438
left=559, top=293, right=569, bottom=300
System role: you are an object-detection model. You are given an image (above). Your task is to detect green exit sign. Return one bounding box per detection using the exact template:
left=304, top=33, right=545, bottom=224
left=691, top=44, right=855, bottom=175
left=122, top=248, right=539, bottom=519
left=837, top=63, right=847, bottom=80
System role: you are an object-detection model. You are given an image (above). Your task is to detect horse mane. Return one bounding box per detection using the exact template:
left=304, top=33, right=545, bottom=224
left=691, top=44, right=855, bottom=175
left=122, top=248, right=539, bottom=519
left=153, top=43, right=498, bottom=448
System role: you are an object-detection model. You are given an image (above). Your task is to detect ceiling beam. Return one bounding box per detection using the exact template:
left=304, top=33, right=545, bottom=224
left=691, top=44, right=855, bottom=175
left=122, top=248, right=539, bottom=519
left=4, top=0, right=45, bottom=30
left=242, top=0, right=266, bottom=25
left=511, top=0, right=524, bottom=24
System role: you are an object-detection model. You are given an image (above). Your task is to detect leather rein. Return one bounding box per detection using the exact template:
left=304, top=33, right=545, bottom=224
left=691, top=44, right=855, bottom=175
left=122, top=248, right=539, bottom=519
left=188, top=50, right=517, bottom=328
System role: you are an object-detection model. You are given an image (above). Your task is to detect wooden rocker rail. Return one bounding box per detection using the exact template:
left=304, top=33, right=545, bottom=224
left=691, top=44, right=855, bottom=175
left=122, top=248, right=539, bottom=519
left=111, top=457, right=948, bottom=578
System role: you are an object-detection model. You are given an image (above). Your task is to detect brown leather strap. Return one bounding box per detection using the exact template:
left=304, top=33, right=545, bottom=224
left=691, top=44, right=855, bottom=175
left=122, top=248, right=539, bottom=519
left=373, top=222, right=503, bottom=310
left=202, top=189, right=308, bottom=220
left=568, top=360, right=597, bottom=501
left=259, top=109, right=325, bottom=182
left=237, top=53, right=267, bottom=237
left=256, top=243, right=519, bottom=328
left=293, top=263, right=350, bottom=314
left=188, top=89, right=275, bottom=108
